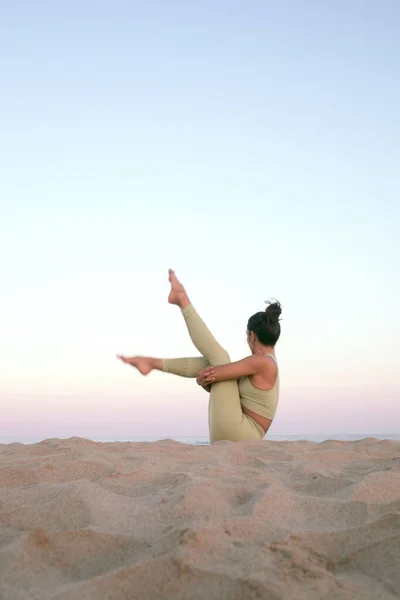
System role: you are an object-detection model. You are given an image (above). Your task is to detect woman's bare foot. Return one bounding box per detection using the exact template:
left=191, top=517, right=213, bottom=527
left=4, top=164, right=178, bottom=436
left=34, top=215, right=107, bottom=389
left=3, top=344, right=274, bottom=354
left=168, top=269, right=191, bottom=308
left=116, top=355, right=157, bottom=375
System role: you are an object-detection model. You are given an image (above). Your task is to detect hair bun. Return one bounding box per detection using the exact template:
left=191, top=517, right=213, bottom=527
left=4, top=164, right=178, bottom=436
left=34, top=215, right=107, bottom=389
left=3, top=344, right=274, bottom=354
left=264, top=300, right=282, bottom=324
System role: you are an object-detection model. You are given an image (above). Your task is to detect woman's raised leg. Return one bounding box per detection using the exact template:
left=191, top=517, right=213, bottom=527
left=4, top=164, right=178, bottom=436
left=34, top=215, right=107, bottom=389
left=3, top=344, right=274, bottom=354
left=167, top=269, right=230, bottom=366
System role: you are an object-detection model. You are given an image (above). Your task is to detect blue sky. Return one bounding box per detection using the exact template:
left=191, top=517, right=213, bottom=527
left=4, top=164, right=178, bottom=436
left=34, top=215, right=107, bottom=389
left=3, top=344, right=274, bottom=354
left=1, top=1, right=399, bottom=438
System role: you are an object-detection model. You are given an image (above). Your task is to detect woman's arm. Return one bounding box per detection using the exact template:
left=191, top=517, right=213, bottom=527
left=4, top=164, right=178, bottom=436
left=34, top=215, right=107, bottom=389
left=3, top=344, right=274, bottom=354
left=197, top=355, right=267, bottom=385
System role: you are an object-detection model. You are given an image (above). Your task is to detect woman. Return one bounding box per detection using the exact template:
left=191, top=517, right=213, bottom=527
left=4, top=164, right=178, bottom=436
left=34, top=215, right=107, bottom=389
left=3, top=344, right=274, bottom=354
left=117, top=270, right=281, bottom=443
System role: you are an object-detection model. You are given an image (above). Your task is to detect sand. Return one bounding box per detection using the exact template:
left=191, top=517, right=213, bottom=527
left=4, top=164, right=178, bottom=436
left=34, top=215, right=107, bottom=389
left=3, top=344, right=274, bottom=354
left=0, top=437, right=399, bottom=600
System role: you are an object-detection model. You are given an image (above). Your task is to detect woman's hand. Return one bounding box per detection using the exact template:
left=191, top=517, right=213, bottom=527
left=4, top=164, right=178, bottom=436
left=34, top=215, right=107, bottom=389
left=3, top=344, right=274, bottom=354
left=196, top=366, right=216, bottom=387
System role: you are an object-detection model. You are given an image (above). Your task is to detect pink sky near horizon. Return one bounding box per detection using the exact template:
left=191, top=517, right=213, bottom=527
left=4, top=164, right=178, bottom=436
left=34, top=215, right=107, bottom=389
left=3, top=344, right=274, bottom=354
left=2, top=382, right=399, bottom=441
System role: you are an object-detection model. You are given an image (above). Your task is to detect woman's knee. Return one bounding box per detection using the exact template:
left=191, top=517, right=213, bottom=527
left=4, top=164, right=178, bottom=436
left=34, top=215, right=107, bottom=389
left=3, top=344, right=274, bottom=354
left=211, top=349, right=230, bottom=366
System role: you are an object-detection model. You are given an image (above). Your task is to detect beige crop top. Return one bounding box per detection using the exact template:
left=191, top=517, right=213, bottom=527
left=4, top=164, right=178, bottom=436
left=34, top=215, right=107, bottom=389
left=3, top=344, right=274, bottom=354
left=239, top=354, right=279, bottom=420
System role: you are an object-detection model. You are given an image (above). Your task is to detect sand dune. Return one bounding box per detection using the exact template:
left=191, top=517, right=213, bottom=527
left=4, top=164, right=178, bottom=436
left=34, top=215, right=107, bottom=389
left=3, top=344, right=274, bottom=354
left=0, top=437, right=399, bottom=599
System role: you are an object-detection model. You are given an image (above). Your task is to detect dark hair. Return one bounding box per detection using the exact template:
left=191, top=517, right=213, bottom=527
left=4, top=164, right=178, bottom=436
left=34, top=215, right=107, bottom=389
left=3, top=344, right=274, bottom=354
left=247, top=300, right=282, bottom=346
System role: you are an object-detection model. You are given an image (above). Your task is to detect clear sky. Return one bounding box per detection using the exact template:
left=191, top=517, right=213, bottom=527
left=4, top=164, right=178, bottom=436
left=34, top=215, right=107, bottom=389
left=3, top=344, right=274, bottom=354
left=1, top=1, right=399, bottom=440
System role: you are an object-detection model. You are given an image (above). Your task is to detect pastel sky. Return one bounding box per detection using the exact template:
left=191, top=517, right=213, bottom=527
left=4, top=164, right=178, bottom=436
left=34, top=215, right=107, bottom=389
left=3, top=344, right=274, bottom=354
left=1, top=1, right=399, bottom=440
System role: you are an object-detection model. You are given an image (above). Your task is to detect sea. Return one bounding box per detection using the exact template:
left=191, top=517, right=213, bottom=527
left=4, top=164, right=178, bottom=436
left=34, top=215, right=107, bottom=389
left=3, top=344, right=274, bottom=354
left=1, top=434, right=399, bottom=445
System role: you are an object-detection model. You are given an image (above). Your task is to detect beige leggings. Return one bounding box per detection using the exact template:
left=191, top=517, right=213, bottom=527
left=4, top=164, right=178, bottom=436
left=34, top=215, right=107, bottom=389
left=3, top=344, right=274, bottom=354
left=162, top=304, right=265, bottom=443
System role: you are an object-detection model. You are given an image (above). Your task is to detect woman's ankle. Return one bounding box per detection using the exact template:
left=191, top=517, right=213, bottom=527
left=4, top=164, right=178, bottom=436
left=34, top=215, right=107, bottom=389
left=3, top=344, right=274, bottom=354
left=177, top=293, right=191, bottom=310
left=151, top=358, right=163, bottom=371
